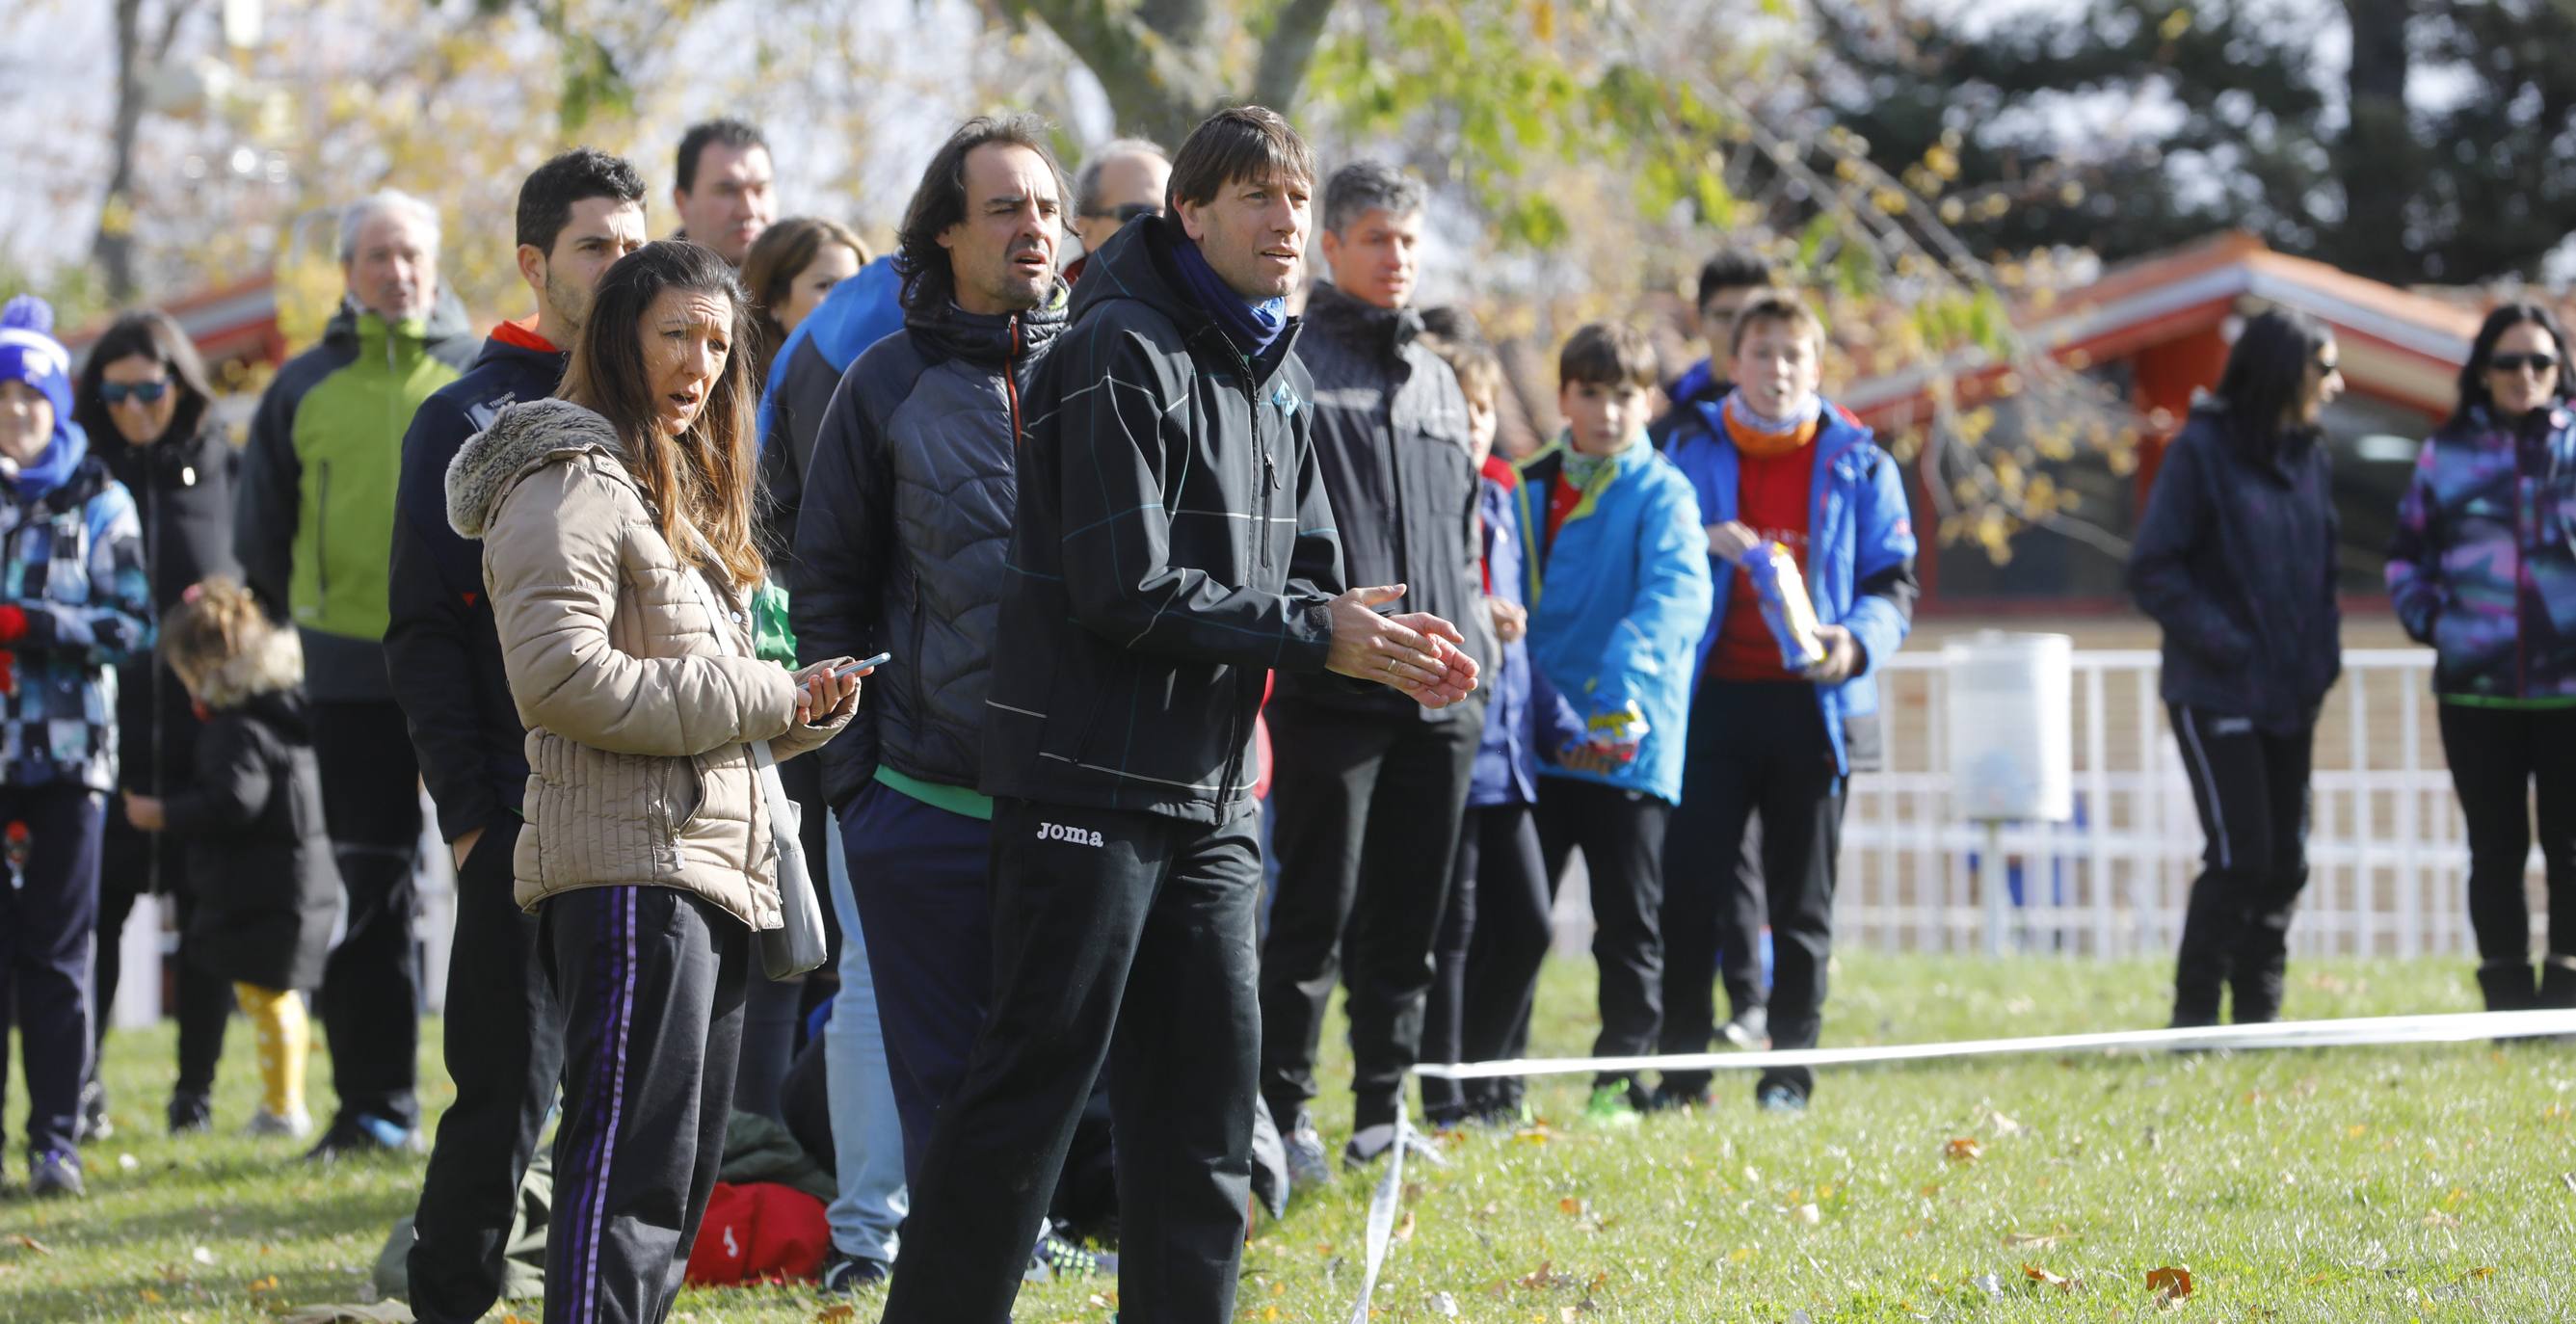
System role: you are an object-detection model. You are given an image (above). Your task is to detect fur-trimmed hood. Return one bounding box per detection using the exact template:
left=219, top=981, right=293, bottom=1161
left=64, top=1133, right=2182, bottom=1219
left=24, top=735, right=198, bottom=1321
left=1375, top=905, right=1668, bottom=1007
left=198, top=625, right=305, bottom=709
left=445, top=397, right=633, bottom=540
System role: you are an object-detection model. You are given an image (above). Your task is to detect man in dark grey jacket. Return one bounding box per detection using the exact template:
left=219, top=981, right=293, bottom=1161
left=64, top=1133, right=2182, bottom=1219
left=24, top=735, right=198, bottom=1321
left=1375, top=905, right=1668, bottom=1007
left=790, top=115, right=1076, bottom=1289
left=880, top=107, right=1477, bottom=1324
left=1260, top=159, right=1486, bottom=1180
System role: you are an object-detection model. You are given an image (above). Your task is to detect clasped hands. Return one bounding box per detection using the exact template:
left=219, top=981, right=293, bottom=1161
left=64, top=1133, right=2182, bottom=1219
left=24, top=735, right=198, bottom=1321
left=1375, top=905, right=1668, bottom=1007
left=1324, top=584, right=1480, bottom=709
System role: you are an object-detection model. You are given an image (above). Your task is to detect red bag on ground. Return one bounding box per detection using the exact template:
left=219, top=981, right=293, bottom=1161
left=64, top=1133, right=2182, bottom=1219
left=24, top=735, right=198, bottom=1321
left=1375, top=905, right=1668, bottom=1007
left=684, top=1181, right=831, bottom=1285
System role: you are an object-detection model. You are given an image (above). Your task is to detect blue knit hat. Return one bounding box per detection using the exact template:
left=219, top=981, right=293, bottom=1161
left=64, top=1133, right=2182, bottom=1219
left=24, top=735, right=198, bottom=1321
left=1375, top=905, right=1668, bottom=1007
left=0, top=295, right=73, bottom=423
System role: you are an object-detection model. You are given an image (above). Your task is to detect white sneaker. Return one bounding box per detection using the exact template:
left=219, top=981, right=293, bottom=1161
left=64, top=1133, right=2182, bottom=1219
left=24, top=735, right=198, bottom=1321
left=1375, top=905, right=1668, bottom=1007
left=243, top=1107, right=313, bottom=1139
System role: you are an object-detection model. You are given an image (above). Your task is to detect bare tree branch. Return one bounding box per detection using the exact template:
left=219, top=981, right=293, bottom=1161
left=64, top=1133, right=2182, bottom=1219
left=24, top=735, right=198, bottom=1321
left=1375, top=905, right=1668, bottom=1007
left=151, top=0, right=199, bottom=63
left=1251, top=0, right=1340, bottom=114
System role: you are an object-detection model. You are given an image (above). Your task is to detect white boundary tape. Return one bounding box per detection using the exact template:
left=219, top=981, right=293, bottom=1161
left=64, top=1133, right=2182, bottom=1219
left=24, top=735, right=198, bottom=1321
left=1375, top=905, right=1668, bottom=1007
left=1341, top=1009, right=2576, bottom=1317
left=1413, top=1007, right=2576, bottom=1080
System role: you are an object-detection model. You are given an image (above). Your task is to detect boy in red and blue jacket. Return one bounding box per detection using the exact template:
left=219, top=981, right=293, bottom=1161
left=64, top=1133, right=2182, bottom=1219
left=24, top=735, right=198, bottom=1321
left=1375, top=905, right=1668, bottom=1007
left=1662, top=291, right=1917, bottom=1112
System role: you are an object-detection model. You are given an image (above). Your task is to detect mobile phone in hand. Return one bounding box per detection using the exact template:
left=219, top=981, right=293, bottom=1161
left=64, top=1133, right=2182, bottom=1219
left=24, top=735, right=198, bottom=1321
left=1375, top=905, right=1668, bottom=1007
left=835, top=651, right=892, bottom=678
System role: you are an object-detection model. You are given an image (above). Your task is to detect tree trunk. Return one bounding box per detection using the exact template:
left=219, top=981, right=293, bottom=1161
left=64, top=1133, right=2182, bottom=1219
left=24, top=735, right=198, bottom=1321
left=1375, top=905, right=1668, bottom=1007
left=94, top=0, right=146, bottom=302
left=2337, top=0, right=2417, bottom=281
left=1008, top=0, right=1341, bottom=146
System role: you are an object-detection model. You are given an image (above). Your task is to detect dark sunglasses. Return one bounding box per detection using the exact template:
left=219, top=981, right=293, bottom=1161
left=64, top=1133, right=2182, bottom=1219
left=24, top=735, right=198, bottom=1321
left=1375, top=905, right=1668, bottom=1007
left=2490, top=352, right=2561, bottom=376
left=99, top=379, right=171, bottom=407
left=2313, top=356, right=2340, bottom=375
left=1082, top=201, right=1161, bottom=224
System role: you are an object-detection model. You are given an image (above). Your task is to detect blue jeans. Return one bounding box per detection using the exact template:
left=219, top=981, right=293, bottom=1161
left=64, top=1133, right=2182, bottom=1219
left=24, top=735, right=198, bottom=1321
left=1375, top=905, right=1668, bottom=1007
left=823, top=808, right=908, bottom=1262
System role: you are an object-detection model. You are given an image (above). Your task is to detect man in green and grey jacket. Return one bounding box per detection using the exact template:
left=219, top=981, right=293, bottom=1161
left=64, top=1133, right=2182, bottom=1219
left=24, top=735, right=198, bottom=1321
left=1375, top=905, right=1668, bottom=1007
left=235, top=188, right=473, bottom=1159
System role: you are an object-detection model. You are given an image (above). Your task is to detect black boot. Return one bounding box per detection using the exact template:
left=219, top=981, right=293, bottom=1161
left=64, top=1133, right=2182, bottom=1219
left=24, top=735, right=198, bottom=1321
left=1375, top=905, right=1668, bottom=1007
left=2538, top=954, right=2576, bottom=1010
left=2229, top=925, right=2290, bottom=1025
left=2477, top=958, right=2538, bottom=1013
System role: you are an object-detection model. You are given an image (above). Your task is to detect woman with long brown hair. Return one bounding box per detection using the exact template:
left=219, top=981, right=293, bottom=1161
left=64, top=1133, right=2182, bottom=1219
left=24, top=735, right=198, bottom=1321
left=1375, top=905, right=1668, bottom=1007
left=739, top=217, right=868, bottom=383
left=444, top=240, right=861, bottom=1322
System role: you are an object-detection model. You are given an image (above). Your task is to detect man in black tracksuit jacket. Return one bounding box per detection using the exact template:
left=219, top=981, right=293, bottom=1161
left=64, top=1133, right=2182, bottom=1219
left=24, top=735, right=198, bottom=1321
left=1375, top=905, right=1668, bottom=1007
left=383, top=149, right=646, bottom=1324
left=1258, top=160, right=1487, bottom=1173
left=879, top=108, right=1477, bottom=1324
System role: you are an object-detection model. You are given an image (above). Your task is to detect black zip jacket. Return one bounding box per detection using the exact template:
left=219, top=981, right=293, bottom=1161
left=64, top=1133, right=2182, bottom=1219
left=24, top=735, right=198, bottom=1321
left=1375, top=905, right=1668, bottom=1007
left=790, top=289, right=1068, bottom=810
left=2127, top=406, right=2342, bottom=734
left=385, top=331, right=568, bottom=842
left=167, top=685, right=341, bottom=993
left=100, top=418, right=238, bottom=801
left=981, top=216, right=1350, bottom=823
left=1271, top=283, right=1483, bottom=719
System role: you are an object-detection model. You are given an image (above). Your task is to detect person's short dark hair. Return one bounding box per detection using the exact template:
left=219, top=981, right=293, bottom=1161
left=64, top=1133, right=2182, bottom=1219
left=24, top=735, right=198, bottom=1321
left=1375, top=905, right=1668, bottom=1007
left=516, top=147, right=647, bottom=256
left=72, top=308, right=215, bottom=444
left=2209, top=306, right=2335, bottom=462
left=1165, top=105, right=1315, bottom=214
left=1075, top=138, right=1167, bottom=218
left=1725, top=290, right=1824, bottom=357
left=1558, top=321, right=1657, bottom=390
left=2452, top=301, right=2569, bottom=428
left=1322, top=159, right=1426, bottom=235
left=676, top=119, right=769, bottom=195
left=1419, top=310, right=1501, bottom=413
left=893, top=115, right=1067, bottom=314
left=1695, top=247, right=1775, bottom=311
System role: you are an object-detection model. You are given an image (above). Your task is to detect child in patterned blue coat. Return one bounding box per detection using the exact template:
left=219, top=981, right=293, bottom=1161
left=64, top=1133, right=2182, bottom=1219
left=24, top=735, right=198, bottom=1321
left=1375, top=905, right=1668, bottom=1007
left=0, top=294, right=153, bottom=1197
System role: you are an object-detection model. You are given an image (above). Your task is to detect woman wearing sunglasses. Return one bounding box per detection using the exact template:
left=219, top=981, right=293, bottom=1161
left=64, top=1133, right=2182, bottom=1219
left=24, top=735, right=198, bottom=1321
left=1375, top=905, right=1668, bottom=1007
left=2388, top=302, right=2576, bottom=1013
left=2130, top=307, right=2347, bottom=1029
left=69, top=309, right=241, bottom=1137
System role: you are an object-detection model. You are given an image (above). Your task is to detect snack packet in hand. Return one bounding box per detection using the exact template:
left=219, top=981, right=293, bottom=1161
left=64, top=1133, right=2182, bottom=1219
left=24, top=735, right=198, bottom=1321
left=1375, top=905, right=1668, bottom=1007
left=1744, top=542, right=1826, bottom=670
left=1567, top=700, right=1650, bottom=769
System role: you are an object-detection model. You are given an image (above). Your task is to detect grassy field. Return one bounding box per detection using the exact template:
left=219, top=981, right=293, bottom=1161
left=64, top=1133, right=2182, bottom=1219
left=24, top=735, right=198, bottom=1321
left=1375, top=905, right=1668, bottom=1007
left=3, top=954, right=2572, bottom=1322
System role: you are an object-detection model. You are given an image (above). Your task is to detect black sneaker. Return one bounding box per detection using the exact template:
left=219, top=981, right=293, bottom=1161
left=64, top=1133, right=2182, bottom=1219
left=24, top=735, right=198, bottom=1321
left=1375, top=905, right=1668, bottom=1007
left=1023, top=1229, right=1114, bottom=1283
left=1755, top=1082, right=1808, bottom=1115
left=28, top=1149, right=85, bottom=1199
left=819, top=1250, right=890, bottom=1293
left=1341, top=1122, right=1449, bottom=1171
left=304, top=1112, right=425, bottom=1162
left=1641, top=1081, right=1712, bottom=1112
left=168, top=1091, right=214, bottom=1135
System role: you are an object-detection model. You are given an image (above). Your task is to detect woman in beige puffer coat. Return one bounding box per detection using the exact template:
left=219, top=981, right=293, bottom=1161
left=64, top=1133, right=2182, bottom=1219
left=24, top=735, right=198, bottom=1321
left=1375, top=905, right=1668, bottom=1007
left=444, top=242, right=859, bottom=1324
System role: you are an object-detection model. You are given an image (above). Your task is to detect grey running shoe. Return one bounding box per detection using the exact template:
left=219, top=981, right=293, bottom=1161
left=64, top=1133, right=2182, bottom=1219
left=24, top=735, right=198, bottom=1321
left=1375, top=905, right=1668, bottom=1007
left=1283, top=1110, right=1333, bottom=1194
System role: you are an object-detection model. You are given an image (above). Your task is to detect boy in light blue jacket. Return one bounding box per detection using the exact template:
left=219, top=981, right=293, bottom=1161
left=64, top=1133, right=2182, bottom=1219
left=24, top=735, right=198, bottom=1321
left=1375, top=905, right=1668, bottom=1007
left=1662, top=291, right=1918, bottom=1113
left=1511, top=322, right=1713, bottom=1126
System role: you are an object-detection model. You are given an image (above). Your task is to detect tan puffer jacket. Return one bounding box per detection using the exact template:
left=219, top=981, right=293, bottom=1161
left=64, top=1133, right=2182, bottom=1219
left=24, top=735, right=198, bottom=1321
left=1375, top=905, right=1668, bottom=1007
left=445, top=397, right=848, bottom=930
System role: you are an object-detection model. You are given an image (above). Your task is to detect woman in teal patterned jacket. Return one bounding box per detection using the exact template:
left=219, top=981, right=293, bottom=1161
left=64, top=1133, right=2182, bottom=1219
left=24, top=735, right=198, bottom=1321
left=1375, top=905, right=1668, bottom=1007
left=2387, top=302, right=2576, bottom=1013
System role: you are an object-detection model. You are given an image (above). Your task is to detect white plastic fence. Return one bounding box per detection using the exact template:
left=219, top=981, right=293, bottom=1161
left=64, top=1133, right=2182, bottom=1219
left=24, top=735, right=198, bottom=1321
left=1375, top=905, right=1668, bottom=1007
left=1841, top=648, right=2486, bottom=959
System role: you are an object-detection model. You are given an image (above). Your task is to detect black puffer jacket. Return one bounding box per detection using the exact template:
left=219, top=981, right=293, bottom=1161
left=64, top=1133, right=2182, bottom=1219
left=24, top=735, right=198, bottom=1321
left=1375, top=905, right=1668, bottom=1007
left=100, top=418, right=237, bottom=805
left=790, top=288, right=1069, bottom=810
left=1273, top=283, right=1483, bottom=718
left=981, top=216, right=1350, bottom=823
left=2127, top=407, right=2342, bottom=734
left=161, top=629, right=342, bottom=991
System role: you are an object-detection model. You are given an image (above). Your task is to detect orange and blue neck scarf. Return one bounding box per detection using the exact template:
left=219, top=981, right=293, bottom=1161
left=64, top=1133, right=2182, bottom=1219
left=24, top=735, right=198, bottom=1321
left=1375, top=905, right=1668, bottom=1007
left=1720, top=389, right=1822, bottom=460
